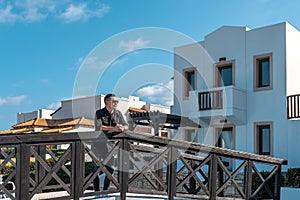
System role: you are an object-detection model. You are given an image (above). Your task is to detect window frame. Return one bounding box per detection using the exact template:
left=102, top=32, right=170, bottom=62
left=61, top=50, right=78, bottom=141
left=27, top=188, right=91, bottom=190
left=214, top=60, right=235, bottom=87
left=254, top=121, right=273, bottom=156
left=213, top=124, right=235, bottom=150
left=183, top=68, right=197, bottom=99
left=184, top=128, right=198, bottom=143
left=253, top=53, right=273, bottom=92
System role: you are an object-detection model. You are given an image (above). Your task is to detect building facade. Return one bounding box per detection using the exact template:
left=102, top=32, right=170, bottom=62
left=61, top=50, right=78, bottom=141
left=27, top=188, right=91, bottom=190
left=5, top=95, right=170, bottom=136
left=172, top=22, right=300, bottom=170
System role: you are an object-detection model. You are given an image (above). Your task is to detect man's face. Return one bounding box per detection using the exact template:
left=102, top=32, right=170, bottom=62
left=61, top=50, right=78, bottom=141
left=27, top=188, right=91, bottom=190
left=105, top=97, right=119, bottom=110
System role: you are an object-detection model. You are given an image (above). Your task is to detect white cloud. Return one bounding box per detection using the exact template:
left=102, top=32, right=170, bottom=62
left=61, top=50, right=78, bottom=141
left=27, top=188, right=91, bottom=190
left=134, top=80, right=174, bottom=106
left=59, top=3, right=110, bottom=23
left=46, top=101, right=61, bottom=110
left=0, top=95, right=26, bottom=106
left=119, top=38, right=151, bottom=52
left=59, top=4, right=86, bottom=22
left=38, top=78, right=49, bottom=84
left=0, top=1, right=110, bottom=24
left=0, top=6, right=20, bottom=23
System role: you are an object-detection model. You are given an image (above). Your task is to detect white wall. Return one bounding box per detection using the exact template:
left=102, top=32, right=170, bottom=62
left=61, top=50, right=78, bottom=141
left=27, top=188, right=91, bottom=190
left=17, top=109, right=54, bottom=123
left=52, top=95, right=170, bottom=126
left=52, top=95, right=103, bottom=120
left=245, top=22, right=289, bottom=161
left=173, top=22, right=300, bottom=169
left=286, top=22, right=300, bottom=96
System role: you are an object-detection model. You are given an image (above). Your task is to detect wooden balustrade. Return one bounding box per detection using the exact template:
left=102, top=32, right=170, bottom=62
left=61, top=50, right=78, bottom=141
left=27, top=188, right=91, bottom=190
left=0, top=131, right=286, bottom=199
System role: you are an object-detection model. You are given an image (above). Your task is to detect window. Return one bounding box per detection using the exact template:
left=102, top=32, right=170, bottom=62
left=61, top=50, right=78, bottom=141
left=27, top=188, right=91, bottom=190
left=185, top=129, right=198, bottom=142
left=183, top=68, right=196, bottom=98
left=214, top=60, right=235, bottom=87
left=254, top=53, right=273, bottom=91
left=254, top=122, right=273, bottom=156
left=215, top=126, right=234, bottom=150
left=214, top=125, right=235, bottom=171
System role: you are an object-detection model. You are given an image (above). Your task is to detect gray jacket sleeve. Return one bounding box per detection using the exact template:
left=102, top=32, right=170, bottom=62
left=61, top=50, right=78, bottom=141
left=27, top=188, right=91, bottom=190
left=94, top=113, right=101, bottom=131
left=116, top=110, right=128, bottom=126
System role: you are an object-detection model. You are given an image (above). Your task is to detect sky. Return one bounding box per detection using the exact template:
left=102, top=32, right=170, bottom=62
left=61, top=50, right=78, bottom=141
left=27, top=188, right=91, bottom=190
left=1, top=0, right=300, bottom=130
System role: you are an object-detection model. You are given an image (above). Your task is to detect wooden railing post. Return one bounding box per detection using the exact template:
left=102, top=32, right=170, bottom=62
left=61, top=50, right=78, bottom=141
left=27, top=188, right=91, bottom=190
left=35, top=145, right=46, bottom=193
left=274, top=165, right=282, bottom=200
left=119, top=138, right=129, bottom=200
left=16, top=144, right=30, bottom=200
left=168, top=146, right=177, bottom=200
left=245, top=160, right=253, bottom=199
left=209, top=154, right=217, bottom=200
left=73, top=141, right=84, bottom=199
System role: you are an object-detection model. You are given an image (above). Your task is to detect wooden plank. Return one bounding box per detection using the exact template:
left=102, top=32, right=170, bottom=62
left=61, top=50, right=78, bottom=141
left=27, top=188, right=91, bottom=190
left=119, top=138, right=129, bottom=200
left=16, top=144, right=30, bottom=200
left=72, top=141, right=84, bottom=199
left=274, top=165, right=282, bottom=200
left=167, top=147, right=177, bottom=200
left=209, top=154, right=217, bottom=200
left=35, top=145, right=46, bottom=194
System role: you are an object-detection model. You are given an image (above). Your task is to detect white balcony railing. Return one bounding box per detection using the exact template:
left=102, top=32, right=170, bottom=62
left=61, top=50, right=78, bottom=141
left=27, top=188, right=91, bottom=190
left=189, top=86, right=247, bottom=125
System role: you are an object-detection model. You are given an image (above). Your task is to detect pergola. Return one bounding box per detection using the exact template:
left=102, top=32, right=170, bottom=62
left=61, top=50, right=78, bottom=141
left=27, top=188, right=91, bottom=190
left=129, top=110, right=201, bottom=136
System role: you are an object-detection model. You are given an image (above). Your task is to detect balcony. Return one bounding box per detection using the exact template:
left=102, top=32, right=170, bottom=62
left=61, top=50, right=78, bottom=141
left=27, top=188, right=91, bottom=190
left=287, top=94, right=300, bottom=119
left=189, top=86, right=247, bottom=125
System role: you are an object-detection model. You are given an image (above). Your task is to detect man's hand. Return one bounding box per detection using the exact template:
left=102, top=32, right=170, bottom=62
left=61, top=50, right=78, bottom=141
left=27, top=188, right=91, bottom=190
left=112, top=125, right=126, bottom=132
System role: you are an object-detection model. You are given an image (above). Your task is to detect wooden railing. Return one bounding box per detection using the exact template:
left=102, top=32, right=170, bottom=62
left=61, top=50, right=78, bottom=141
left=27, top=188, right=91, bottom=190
left=199, top=90, right=223, bottom=110
left=0, top=131, right=286, bottom=199
left=287, top=94, right=300, bottom=119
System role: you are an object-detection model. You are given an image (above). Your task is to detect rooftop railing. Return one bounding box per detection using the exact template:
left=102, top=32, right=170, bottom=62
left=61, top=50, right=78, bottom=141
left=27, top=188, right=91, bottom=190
left=0, top=131, right=286, bottom=199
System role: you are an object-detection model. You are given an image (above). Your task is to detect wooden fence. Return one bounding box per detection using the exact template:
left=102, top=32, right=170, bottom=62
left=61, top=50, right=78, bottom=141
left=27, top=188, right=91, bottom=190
left=0, top=131, right=286, bottom=199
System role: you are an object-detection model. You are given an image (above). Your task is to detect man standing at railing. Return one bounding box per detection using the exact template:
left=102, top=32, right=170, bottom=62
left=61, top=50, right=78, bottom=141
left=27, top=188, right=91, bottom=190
left=93, top=93, right=128, bottom=192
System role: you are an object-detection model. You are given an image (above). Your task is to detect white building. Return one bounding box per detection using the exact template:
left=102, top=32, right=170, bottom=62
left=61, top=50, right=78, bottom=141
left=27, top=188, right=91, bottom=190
left=17, top=109, right=54, bottom=123
left=172, top=22, right=300, bottom=170
left=51, top=95, right=170, bottom=122
left=8, top=95, right=170, bottom=135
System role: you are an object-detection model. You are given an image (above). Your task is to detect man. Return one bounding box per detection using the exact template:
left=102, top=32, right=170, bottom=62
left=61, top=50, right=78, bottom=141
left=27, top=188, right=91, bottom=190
left=93, top=93, right=128, bottom=191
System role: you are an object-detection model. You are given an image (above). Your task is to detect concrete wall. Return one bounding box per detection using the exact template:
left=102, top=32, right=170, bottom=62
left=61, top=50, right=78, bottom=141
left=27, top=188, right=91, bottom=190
left=281, top=187, right=300, bottom=200
left=17, top=109, right=54, bottom=123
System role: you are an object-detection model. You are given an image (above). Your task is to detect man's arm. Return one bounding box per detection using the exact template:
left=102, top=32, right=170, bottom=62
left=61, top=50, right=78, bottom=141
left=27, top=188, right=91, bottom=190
left=101, top=125, right=124, bottom=133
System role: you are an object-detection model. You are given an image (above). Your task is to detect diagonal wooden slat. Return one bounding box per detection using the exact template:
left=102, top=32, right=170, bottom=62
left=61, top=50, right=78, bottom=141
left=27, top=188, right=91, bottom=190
left=46, top=147, right=71, bottom=177
left=216, top=158, right=247, bottom=198
left=128, top=145, right=167, bottom=190
left=128, top=147, right=169, bottom=189
left=128, top=147, right=167, bottom=189
left=82, top=142, right=120, bottom=190
left=29, top=145, right=72, bottom=197
left=0, top=151, right=16, bottom=170
left=251, top=164, right=279, bottom=199
left=176, top=154, right=210, bottom=195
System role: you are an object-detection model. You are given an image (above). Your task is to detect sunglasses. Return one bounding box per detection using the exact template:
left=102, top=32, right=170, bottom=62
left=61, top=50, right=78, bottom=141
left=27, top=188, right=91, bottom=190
left=112, top=100, right=119, bottom=104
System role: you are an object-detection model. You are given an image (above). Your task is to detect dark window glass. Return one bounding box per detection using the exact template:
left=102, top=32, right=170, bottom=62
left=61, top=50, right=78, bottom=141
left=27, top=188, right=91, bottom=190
left=258, top=58, right=270, bottom=87
left=216, top=127, right=233, bottom=149
left=258, top=125, right=270, bottom=155
left=217, top=65, right=232, bottom=87
left=185, top=70, right=195, bottom=96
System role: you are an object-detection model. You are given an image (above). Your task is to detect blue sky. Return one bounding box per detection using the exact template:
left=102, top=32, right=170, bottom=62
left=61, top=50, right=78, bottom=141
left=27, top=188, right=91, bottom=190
left=1, top=0, right=300, bottom=130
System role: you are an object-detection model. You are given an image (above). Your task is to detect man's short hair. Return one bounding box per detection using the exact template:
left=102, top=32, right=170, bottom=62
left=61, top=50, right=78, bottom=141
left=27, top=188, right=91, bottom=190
left=104, top=93, right=115, bottom=102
